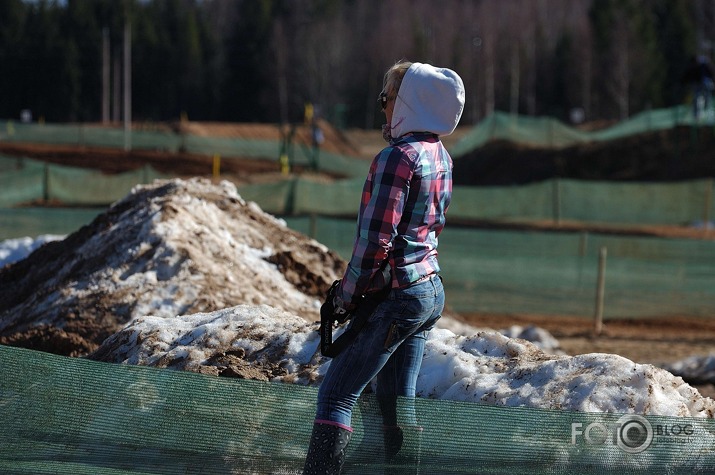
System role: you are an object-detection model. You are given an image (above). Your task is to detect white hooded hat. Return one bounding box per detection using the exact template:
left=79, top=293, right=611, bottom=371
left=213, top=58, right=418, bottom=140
left=389, top=62, right=465, bottom=139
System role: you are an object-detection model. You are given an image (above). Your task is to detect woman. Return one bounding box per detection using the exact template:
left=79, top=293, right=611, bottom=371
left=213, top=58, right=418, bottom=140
left=303, top=60, right=465, bottom=474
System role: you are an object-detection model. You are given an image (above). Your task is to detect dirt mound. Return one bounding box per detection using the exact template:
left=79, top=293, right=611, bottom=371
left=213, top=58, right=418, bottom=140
left=454, top=126, right=715, bottom=186
left=0, top=141, right=281, bottom=181
left=0, top=178, right=345, bottom=356
left=0, top=119, right=368, bottom=185
left=174, top=118, right=364, bottom=158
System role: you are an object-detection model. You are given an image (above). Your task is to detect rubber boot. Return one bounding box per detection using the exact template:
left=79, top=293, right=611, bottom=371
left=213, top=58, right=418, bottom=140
left=302, top=422, right=352, bottom=475
left=383, top=425, right=423, bottom=474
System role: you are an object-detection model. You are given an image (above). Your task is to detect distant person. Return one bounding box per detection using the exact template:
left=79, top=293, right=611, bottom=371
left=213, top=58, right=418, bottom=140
left=682, top=55, right=715, bottom=119
left=310, top=117, right=324, bottom=171
left=302, top=60, right=464, bottom=474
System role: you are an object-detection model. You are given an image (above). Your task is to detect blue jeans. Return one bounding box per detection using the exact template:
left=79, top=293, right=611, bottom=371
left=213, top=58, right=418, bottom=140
left=315, top=275, right=444, bottom=429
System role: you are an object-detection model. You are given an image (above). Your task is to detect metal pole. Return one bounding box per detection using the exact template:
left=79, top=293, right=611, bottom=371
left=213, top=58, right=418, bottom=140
left=704, top=178, right=713, bottom=235
left=579, top=231, right=588, bottom=257
left=309, top=213, right=317, bottom=239
left=552, top=178, right=561, bottom=225
left=102, top=28, right=110, bottom=124
left=594, top=246, right=607, bottom=336
left=123, top=20, right=132, bottom=152
left=113, top=53, right=120, bottom=123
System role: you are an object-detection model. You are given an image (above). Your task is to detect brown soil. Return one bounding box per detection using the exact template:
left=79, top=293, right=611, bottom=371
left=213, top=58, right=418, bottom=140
left=0, top=141, right=282, bottom=182
left=454, top=126, right=715, bottom=186
left=0, top=119, right=367, bottom=185
left=449, top=217, right=715, bottom=241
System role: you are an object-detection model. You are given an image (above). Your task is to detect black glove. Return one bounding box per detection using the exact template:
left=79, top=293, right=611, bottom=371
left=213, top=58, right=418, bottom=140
left=321, top=280, right=351, bottom=325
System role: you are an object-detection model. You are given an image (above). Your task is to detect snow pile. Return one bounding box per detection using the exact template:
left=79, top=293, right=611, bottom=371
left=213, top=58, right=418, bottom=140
left=497, top=324, right=562, bottom=353
left=665, top=354, right=715, bottom=385
left=438, top=319, right=562, bottom=355
left=0, top=178, right=344, bottom=355
left=90, top=305, right=322, bottom=383
left=90, top=304, right=715, bottom=417
left=420, top=328, right=713, bottom=416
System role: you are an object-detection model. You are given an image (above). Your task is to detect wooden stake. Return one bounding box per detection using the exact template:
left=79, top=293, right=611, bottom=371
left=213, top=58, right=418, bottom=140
left=704, top=178, right=713, bottom=237
left=212, top=154, right=221, bottom=179
left=594, top=246, right=607, bottom=336
left=552, top=178, right=561, bottom=226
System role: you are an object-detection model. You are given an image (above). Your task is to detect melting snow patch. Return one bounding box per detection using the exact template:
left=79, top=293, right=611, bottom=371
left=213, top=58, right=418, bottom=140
left=90, top=305, right=715, bottom=417
left=665, top=354, right=715, bottom=385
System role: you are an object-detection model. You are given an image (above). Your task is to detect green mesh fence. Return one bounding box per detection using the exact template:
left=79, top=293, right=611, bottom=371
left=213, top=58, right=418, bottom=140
left=285, top=216, right=715, bottom=318
left=3, top=110, right=715, bottom=224
left=0, top=156, right=45, bottom=207
left=1, top=345, right=714, bottom=474
left=438, top=227, right=715, bottom=318
left=47, top=164, right=165, bottom=206
left=3, top=155, right=711, bottom=227
left=452, top=112, right=592, bottom=155
left=559, top=179, right=715, bottom=225
left=0, top=207, right=102, bottom=240
left=449, top=181, right=555, bottom=221
left=183, top=135, right=280, bottom=159
left=2, top=104, right=712, bottom=177
left=0, top=122, right=181, bottom=152
left=3, top=152, right=715, bottom=318
left=0, top=121, right=370, bottom=178
left=448, top=178, right=715, bottom=226
left=293, top=177, right=365, bottom=216
left=312, top=150, right=370, bottom=177
left=451, top=105, right=714, bottom=157
left=250, top=176, right=715, bottom=227
left=590, top=106, right=696, bottom=142
left=0, top=155, right=167, bottom=207
left=3, top=211, right=712, bottom=319
left=234, top=180, right=296, bottom=215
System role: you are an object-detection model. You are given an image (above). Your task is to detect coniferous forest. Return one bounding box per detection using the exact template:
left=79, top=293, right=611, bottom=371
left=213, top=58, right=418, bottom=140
left=0, top=0, right=713, bottom=128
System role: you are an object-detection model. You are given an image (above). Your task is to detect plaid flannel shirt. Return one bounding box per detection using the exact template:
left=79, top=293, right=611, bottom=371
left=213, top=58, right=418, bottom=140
left=337, top=132, right=453, bottom=307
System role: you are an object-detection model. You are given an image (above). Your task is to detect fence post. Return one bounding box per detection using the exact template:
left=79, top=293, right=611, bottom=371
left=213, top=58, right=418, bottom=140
left=578, top=231, right=588, bottom=257
left=309, top=213, right=317, bottom=239
left=43, top=162, right=49, bottom=202
left=594, top=246, right=607, bottom=336
left=552, top=178, right=561, bottom=225
left=213, top=154, right=221, bottom=180
left=704, top=179, right=713, bottom=235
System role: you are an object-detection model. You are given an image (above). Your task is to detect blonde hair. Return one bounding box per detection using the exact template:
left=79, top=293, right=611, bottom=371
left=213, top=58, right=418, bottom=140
left=383, top=60, right=412, bottom=98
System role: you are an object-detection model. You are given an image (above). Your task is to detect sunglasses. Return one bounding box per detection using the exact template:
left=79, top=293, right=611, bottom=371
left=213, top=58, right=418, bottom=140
left=378, top=92, right=394, bottom=110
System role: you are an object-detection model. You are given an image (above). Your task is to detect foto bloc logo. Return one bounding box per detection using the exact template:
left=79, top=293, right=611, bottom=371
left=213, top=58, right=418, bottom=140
left=571, top=414, right=654, bottom=454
